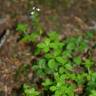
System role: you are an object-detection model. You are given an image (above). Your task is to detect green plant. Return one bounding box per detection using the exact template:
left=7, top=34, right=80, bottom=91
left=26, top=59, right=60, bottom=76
left=16, top=7, right=43, bottom=42
left=17, top=9, right=96, bottom=95
left=19, top=29, right=96, bottom=96
left=86, top=72, right=96, bottom=95
left=15, top=3, right=96, bottom=95
left=16, top=23, right=28, bottom=33
left=29, top=31, right=95, bottom=96
left=89, top=90, right=96, bottom=96
left=18, top=31, right=96, bottom=96
left=23, top=84, right=39, bottom=96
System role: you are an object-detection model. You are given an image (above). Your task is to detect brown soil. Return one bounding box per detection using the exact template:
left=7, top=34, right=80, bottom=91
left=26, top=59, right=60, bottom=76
left=0, top=0, right=96, bottom=95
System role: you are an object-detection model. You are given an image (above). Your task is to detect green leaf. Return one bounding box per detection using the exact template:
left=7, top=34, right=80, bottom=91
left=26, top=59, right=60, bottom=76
left=38, top=59, right=46, bottom=68
left=86, top=31, right=94, bottom=39
left=42, top=79, right=52, bottom=86
left=16, top=23, right=28, bottom=32
left=22, top=35, right=31, bottom=42
left=84, top=59, right=93, bottom=68
left=30, top=32, right=39, bottom=42
left=48, top=31, right=59, bottom=41
left=59, top=67, right=65, bottom=74
left=37, top=42, right=45, bottom=48
left=64, top=63, right=72, bottom=70
left=50, top=86, right=57, bottom=91
left=44, top=38, right=51, bottom=46
left=37, top=38, right=50, bottom=52
left=66, top=42, right=76, bottom=50
left=23, top=84, right=39, bottom=96
left=79, top=41, right=88, bottom=52
left=50, top=42, right=58, bottom=49
left=44, top=53, right=53, bottom=59
left=22, top=32, right=39, bottom=42
left=37, top=69, right=45, bottom=77
left=53, top=49, right=61, bottom=57
left=37, top=43, right=49, bottom=53
left=56, top=56, right=66, bottom=64
left=34, top=48, right=41, bottom=55
left=43, top=47, right=50, bottom=53
left=62, top=50, right=72, bottom=58
left=48, top=59, right=57, bottom=69
left=50, top=41, right=64, bottom=50
left=73, top=56, right=82, bottom=65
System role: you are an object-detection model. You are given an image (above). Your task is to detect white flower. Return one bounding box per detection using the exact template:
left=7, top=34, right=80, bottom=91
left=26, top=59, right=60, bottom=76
left=32, top=6, right=35, bottom=10
left=37, top=8, right=40, bottom=11
left=31, top=11, right=34, bottom=15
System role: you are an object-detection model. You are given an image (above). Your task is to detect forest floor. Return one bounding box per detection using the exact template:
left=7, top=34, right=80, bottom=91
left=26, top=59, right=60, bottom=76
left=0, top=0, right=96, bottom=95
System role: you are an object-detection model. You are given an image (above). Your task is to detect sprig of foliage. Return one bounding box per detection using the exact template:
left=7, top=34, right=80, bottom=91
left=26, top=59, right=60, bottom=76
left=16, top=7, right=43, bottom=42
left=23, top=84, right=39, bottom=96
left=16, top=23, right=28, bottom=33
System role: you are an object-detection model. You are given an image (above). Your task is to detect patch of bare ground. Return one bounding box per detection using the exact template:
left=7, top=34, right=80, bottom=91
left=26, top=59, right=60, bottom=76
left=0, top=0, right=96, bottom=95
